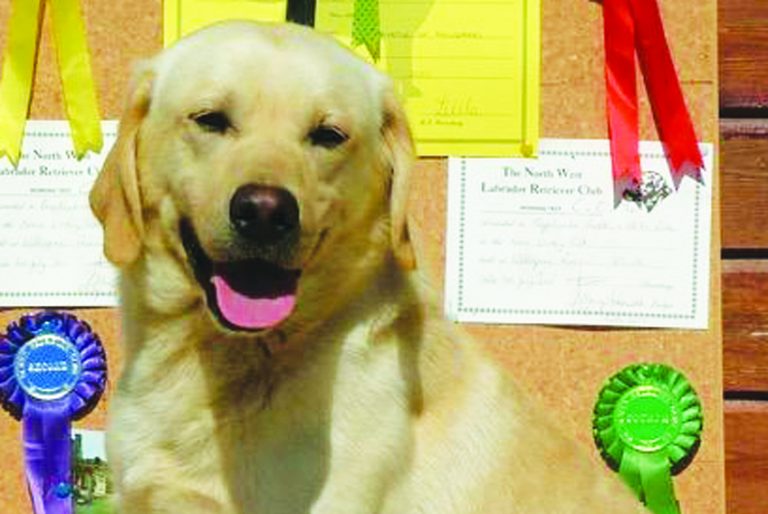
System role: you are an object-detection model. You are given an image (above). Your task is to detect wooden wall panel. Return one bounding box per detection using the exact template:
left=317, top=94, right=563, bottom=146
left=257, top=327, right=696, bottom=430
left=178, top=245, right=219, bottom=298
left=719, top=0, right=768, bottom=110
left=722, top=261, right=768, bottom=391
left=721, top=127, right=768, bottom=249
left=725, top=401, right=768, bottom=514
left=721, top=0, right=768, bottom=512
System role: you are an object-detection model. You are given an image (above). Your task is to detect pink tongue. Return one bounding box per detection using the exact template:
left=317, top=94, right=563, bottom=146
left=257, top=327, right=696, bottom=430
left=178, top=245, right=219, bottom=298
left=211, top=275, right=296, bottom=329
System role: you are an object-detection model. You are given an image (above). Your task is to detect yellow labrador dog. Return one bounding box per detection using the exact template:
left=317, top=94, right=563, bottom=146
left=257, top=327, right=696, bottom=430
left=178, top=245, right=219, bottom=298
left=91, top=21, right=647, bottom=514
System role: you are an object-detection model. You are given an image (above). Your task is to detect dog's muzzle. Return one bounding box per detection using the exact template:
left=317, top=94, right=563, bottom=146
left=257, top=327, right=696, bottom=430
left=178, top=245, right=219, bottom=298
left=181, top=184, right=303, bottom=333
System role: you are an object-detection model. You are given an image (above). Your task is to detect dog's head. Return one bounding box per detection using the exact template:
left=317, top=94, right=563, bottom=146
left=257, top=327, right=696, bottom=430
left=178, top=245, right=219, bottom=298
left=91, top=21, right=414, bottom=337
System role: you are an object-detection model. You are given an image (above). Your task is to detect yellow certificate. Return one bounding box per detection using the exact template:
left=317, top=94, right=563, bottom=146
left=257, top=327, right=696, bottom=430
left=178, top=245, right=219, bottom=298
left=318, top=0, right=540, bottom=157
left=164, top=0, right=287, bottom=45
left=163, top=0, right=540, bottom=157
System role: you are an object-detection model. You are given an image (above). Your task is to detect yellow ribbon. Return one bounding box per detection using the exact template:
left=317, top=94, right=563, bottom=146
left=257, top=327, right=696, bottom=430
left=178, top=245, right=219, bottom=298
left=0, top=0, right=103, bottom=166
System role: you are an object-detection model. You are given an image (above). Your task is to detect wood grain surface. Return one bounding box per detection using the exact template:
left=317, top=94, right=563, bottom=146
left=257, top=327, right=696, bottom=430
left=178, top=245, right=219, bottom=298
left=721, top=0, right=768, bottom=512
left=719, top=0, right=768, bottom=110
left=721, top=126, right=768, bottom=250
left=725, top=400, right=768, bottom=514
left=723, top=261, right=768, bottom=392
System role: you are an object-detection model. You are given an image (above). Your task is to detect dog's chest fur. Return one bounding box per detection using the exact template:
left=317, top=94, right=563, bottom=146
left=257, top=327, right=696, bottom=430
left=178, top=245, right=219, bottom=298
left=109, top=266, right=426, bottom=513
left=109, top=263, right=649, bottom=514
left=109, top=283, right=648, bottom=514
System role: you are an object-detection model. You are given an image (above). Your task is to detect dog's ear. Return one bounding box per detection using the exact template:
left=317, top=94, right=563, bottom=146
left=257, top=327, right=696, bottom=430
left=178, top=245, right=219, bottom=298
left=382, top=89, right=416, bottom=270
left=90, top=66, right=153, bottom=267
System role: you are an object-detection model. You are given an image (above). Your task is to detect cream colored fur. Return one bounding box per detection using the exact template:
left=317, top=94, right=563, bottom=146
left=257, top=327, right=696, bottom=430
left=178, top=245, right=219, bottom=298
left=90, top=21, right=648, bottom=514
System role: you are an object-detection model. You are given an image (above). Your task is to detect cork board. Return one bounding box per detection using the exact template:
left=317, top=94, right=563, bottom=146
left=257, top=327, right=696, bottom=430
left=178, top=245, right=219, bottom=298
left=0, top=0, right=723, bottom=513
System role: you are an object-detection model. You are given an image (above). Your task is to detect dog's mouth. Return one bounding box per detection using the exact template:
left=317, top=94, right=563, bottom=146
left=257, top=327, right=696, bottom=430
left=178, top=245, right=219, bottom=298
left=180, top=219, right=301, bottom=332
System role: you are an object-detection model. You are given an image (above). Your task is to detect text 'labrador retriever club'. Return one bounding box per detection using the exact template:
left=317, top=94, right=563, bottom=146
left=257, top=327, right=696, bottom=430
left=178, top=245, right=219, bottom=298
left=90, top=21, right=648, bottom=514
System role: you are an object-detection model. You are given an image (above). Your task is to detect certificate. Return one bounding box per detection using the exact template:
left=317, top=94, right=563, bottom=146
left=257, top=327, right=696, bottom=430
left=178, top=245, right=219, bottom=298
left=163, top=1, right=541, bottom=158
left=0, top=121, right=118, bottom=307
left=164, top=0, right=287, bottom=44
left=317, top=0, right=540, bottom=157
left=444, top=139, right=714, bottom=329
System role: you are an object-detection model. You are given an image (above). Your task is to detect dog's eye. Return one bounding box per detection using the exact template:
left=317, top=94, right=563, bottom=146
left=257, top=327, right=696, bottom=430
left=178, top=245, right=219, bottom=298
left=191, top=111, right=232, bottom=133
left=308, top=125, right=348, bottom=149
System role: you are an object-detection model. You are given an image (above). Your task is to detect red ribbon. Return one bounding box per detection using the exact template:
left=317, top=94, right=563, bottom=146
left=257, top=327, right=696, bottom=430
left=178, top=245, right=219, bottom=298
left=603, top=0, right=704, bottom=203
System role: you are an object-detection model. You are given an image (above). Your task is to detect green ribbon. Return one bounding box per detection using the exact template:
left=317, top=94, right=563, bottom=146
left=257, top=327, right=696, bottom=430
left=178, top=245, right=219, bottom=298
left=351, top=0, right=381, bottom=61
left=593, top=364, right=703, bottom=514
left=620, top=449, right=678, bottom=513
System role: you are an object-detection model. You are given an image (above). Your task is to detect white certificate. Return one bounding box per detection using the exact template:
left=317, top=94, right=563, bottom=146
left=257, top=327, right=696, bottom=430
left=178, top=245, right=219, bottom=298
left=445, top=139, right=714, bottom=329
left=0, top=121, right=118, bottom=307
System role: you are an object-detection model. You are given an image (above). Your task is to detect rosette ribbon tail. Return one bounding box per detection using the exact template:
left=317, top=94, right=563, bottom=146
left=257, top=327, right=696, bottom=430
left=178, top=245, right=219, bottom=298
left=603, top=0, right=641, bottom=205
left=0, top=0, right=44, bottom=166
left=0, top=0, right=101, bottom=167
left=629, top=0, right=703, bottom=189
left=49, top=0, right=103, bottom=158
left=23, top=398, right=74, bottom=514
left=603, top=0, right=703, bottom=204
left=619, top=448, right=680, bottom=514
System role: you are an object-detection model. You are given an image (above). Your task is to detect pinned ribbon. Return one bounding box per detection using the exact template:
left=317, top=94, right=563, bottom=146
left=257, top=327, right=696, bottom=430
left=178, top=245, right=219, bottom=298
left=289, top=0, right=381, bottom=60
left=602, top=0, right=704, bottom=204
left=0, top=311, right=107, bottom=514
left=0, top=0, right=103, bottom=166
left=352, top=0, right=381, bottom=61
left=286, top=0, right=317, bottom=27
left=593, top=363, right=702, bottom=514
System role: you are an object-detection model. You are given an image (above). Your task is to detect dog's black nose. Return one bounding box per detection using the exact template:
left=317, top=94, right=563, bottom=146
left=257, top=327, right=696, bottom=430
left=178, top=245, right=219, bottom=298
left=229, top=184, right=299, bottom=244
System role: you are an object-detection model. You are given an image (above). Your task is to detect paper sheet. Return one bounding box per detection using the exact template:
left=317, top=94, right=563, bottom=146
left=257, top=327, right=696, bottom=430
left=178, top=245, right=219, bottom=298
left=162, top=0, right=541, bottom=158
left=444, top=139, right=714, bottom=329
left=164, top=0, right=287, bottom=45
left=317, top=0, right=540, bottom=157
left=0, top=121, right=117, bottom=307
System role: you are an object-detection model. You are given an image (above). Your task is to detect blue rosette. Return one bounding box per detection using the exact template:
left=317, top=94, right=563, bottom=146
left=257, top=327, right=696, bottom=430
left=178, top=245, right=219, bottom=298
left=0, top=311, right=107, bottom=514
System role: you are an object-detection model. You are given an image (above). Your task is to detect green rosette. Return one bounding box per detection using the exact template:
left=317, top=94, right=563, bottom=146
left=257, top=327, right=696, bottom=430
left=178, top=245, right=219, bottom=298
left=593, top=363, right=703, bottom=514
